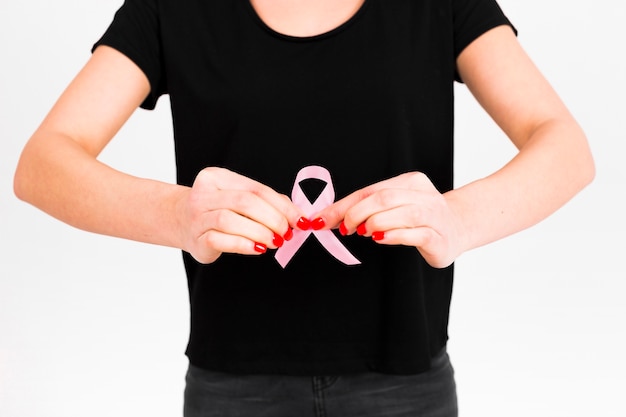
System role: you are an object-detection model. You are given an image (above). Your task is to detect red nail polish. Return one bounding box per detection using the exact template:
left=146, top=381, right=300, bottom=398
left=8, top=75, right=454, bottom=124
left=311, top=217, right=325, bottom=230
left=254, top=242, right=267, bottom=253
left=339, top=221, right=348, bottom=236
left=297, top=217, right=311, bottom=230
left=283, top=228, right=294, bottom=241
left=357, top=223, right=367, bottom=236
left=272, top=233, right=284, bottom=248
left=372, top=231, right=385, bottom=241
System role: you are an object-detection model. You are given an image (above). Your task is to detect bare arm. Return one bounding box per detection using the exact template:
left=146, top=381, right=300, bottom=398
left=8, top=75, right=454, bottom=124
left=316, top=26, right=595, bottom=267
left=447, top=25, right=595, bottom=252
left=14, top=46, right=301, bottom=263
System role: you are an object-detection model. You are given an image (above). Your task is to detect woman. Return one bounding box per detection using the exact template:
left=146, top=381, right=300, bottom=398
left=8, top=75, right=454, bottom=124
left=14, top=0, right=594, bottom=415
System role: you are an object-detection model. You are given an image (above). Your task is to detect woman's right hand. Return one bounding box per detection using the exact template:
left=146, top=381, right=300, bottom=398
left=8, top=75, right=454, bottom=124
left=177, top=167, right=303, bottom=264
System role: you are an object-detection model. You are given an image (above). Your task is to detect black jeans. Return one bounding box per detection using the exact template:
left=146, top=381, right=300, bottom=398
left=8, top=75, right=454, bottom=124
left=183, top=348, right=458, bottom=417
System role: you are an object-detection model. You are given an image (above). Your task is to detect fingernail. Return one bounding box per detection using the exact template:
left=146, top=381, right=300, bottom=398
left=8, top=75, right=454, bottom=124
left=297, top=217, right=311, bottom=230
left=272, top=233, right=284, bottom=248
left=339, top=221, right=348, bottom=236
left=372, top=231, right=385, bottom=241
left=357, top=223, right=367, bottom=236
left=283, top=228, right=294, bottom=241
left=254, top=242, right=267, bottom=253
left=311, top=217, right=325, bottom=230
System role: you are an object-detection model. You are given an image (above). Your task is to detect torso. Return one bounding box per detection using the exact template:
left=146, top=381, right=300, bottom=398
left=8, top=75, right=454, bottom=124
left=96, top=0, right=513, bottom=376
left=249, top=0, right=366, bottom=37
left=167, top=0, right=458, bottom=375
left=98, top=0, right=510, bottom=375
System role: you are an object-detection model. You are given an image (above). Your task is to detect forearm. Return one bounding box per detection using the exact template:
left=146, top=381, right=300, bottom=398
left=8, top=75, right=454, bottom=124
left=14, top=132, right=188, bottom=249
left=446, top=118, right=595, bottom=254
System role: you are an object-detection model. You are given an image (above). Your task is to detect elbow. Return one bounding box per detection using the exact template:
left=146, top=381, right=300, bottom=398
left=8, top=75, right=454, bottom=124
left=582, top=154, right=596, bottom=189
left=565, top=133, right=596, bottom=200
left=576, top=131, right=596, bottom=190
left=13, top=139, right=43, bottom=205
left=13, top=172, right=24, bottom=202
left=13, top=151, right=33, bottom=204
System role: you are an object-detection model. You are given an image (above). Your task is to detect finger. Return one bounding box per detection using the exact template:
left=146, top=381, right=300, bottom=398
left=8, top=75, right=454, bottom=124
left=310, top=177, right=400, bottom=230
left=371, top=227, right=453, bottom=269
left=343, top=188, right=438, bottom=236
left=314, top=172, right=435, bottom=230
left=219, top=171, right=304, bottom=225
left=313, top=187, right=372, bottom=231
left=350, top=189, right=421, bottom=231
left=195, top=168, right=304, bottom=234
left=199, top=208, right=285, bottom=248
left=190, top=188, right=294, bottom=241
left=220, top=190, right=290, bottom=236
left=210, top=168, right=304, bottom=220
left=369, top=227, right=438, bottom=253
left=347, top=201, right=419, bottom=237
left=200, top=229, right=270, bottom=258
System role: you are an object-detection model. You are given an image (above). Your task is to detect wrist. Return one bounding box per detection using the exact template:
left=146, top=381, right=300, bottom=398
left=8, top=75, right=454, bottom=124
left=443, top=189, right=474, bottom=258
left=171, top=185, right=192, bottom=252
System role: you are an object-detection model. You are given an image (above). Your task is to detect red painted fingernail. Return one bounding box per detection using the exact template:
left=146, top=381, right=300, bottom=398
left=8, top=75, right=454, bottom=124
left=254, top=242, right=267, bottom=253
left=272, top=233, right=284, bottom=248
left=311, top=217, right=325, bottom=230
left=372, top=231, right=385, bottom=241
left=339, top=221, right=348, bottom=236
left=356, top=223, right=367, bottom=236
left=283, top=228, right=294, bottom=241
left=297, top=217, right=311, bottom=230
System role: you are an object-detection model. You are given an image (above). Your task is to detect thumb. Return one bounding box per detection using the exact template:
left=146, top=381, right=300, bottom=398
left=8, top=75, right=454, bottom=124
left=313, top=188, right=367, bottom=229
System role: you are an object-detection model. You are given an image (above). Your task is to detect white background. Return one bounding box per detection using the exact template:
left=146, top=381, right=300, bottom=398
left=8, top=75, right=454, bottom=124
left=1, top=0, right=624, bottom=416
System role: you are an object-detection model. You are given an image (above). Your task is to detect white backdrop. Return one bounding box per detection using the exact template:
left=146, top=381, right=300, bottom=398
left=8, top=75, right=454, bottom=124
left=1, top=1, right=624, bottom=416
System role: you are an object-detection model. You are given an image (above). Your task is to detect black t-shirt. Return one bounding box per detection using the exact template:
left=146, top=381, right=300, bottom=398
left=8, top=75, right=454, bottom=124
left=94, top=0, right=514, bottom=375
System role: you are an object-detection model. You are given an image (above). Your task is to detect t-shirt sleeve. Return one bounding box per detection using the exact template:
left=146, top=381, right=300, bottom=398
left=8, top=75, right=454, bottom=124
left=453, top=0, right=517, bottom=72
left=92, top=0, right=165, bottom=110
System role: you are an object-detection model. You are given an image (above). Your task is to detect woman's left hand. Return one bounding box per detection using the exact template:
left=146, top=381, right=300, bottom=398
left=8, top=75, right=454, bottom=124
left=314, top=172, right=466, bottom=269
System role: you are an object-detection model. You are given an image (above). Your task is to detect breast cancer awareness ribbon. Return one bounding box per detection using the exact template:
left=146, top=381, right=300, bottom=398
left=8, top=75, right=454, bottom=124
left=275, top=166, right=361, bottom=268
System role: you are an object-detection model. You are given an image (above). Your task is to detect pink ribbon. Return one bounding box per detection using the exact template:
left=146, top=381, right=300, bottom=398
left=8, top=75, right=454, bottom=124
left=275, top=166, right=361, bottom=268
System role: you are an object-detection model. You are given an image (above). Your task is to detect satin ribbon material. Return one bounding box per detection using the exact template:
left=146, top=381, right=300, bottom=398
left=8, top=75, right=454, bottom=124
left=275, top=166, right=361, bottom=268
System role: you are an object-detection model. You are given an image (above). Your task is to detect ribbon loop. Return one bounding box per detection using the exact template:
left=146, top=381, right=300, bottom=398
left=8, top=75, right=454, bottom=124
left=275, top=166, right=361, bottom=268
